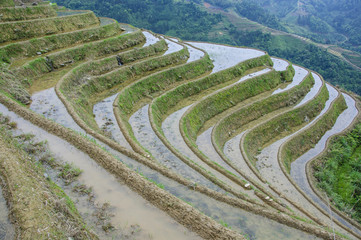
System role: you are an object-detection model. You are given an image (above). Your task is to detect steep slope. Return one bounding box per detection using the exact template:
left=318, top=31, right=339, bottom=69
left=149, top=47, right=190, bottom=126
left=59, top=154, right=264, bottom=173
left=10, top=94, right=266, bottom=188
left=0, top=0, right=360, bottom=239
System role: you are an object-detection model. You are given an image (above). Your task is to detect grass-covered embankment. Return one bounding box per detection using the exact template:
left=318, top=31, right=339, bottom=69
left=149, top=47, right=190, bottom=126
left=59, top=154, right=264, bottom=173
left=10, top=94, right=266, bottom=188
left=243, top=83, right=329, bottom=166
left=0, top=114, right=98, bottom=239
left=0, top=89, right=247, bottom=240
left=117, top=52, right=212, bottom=118
left=16, top=30, right=144, bottom=78
left=59, top=39, right=187, bottom=132
left=311, top=122, right=361, bottom=224
left=0, top=11, right=99, bottom=43
left=0, top=4, right=57, bottom=22
left=281, top=94, right=347, bottom=172
left=0, top=81, right=346, bottom=240
left=0, top=0, right=14, bottom=7
left=0, top=63, right=31, bottom=104
left=0, top=20, right=121, bottom=64
left=182, top=65, right=295, bottom=142
left=213, top=71, right=314, bottom=152
left=151, top=54, right=273, bottom=131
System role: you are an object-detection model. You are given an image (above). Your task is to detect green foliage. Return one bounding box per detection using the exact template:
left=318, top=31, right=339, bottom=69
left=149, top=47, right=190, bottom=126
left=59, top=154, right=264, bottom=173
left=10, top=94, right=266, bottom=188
left=117, top=52, right=212, bottom=116
left=152, top=55, right=272, bottom=129
left=227, top=29, right=361, bottom=96
left=52, top=0, right=222, bottom=41
left=244, top=84, right=329, bottom=163
left=58, top=163, right=83, bottom=183
left=314, top=123, right=361, bottom=223
left=0, top=0, right=14, bottom=7
left=17, top=30, right=144, bottom=78
left=234, top=0, right=285, bottom=31
left=0, top=63, right=31, bottom=104
left=0, top=5, right=57, bottom=21
left=183, top=69, right=288, bottom=141
left=51, top=0, right=361, bottom=97
left=282, top=95, right=347, bottom=172
left=214, top=72, right=315, bottom=150
left=0, top=11, right=99, bottom=43
left=0, top=20, right=121, bottom=64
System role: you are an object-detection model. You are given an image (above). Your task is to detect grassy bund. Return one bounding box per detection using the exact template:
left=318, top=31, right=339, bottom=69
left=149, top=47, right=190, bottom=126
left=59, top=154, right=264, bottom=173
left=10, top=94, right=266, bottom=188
left=0, top=0, right=360, bottom=239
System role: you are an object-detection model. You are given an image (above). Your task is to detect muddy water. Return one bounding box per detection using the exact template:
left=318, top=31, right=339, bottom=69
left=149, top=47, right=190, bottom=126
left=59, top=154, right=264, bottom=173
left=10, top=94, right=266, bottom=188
left=197, top=127, right=243, bottom=177
left=26, top=80, right=322, bottom=240
left=0, top=184, right=14, bottom=240
left=187, top=42, right=265, bottom=73
left=93, top=93, right=133, bottom=149
left=270, top=57, right=289, bottom=71
left=30, top=88, right=84, bottom=133
left=254, top=85, right=355, bottom=238
left=92, top=31, right=161, bottom=150
left=162, top=106, right=256, bottom=199
left=126, top=108, right=320, bottom=240
left=273, top=65, right=308, bottom=95
left=129, top=104, right=225, bottom=192
left=291, top=93, right=361, bottom=236
left=221, top=66, right=317, bottom=215
left=1, top=103, right=202, bottom=240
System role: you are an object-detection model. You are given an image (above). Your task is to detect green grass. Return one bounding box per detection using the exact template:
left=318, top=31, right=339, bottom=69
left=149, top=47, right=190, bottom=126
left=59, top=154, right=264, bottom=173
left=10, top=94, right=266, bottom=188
left=282, top=95, right=347, bottom=172
left=313, top=123, right=361, bottom=223
left=342, top=52, right=361, bottom=68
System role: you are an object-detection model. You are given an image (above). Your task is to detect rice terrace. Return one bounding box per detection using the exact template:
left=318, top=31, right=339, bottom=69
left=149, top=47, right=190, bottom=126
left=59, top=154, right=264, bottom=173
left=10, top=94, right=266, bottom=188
left=0, top=0, right=361, bottom=239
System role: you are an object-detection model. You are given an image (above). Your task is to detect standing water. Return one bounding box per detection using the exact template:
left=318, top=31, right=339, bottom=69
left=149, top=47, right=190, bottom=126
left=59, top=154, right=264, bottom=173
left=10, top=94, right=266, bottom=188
left=0, top=183, right=15, bottom=240
left=291, top=93, right=360, bottom=236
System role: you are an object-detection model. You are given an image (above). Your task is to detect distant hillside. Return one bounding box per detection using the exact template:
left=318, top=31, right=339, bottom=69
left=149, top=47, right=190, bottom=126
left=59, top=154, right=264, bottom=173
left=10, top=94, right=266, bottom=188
left=209, top=0, right=361, bottom=50
left=52, top=0, right=361, bottom=95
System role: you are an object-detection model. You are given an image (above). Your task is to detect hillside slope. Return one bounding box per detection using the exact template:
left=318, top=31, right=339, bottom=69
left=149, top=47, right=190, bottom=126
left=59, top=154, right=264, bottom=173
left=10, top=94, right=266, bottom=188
left=0, top=0, right=361, bottom=239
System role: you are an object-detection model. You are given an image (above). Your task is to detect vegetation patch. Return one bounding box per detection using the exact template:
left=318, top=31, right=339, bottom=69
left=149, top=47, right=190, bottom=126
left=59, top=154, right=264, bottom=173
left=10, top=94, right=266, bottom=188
left=213, top=72, right=314, bottom=151
left=117, top=52, right=213, bottom=117
left=0, top=63, right=30, bottom=104
left=16, top=30, right=145, bottom=78
left=244, top=83, right=329, bottom=165
left=0, top=113, right=97, bottom=239
left=151, top=54, right=273, bottom=131
left=0, top=11, right=99, bottom=43
left=281, top=94, right=347, bottom=172
left=312, top=123, right=361, bottom=224
left=0, top=20, right=121, bottom=64
left=0, top=4, right=57, bottom=21
left=182, top=65, right=294, bottom=142
left=0, top=0, right=14, bottom=7
left=61, top=40, right=187, bottom=132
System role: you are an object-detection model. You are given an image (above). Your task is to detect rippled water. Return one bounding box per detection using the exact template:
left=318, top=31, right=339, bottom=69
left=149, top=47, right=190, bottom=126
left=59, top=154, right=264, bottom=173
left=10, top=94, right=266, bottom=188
left=254, top=84, right=357, bottom=238
left=271, top=57, right=289, bottom=71
left=187, top=42, right=265, bottom=73
left=142, top=31, right=160, bottom=47
left=273, top=65, right=308, bottom=95
left=9, top=101, right=202, bottom=240
left=0, top=184, right=14, bottom=240
left=291, top=93, right=360, bottom=236
left=163, top=39, right=183, bottom=55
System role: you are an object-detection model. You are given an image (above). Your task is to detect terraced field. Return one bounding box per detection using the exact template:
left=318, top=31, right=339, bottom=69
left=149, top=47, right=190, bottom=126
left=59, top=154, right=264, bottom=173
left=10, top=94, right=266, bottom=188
left=0, top=1, right=360, bottom=239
